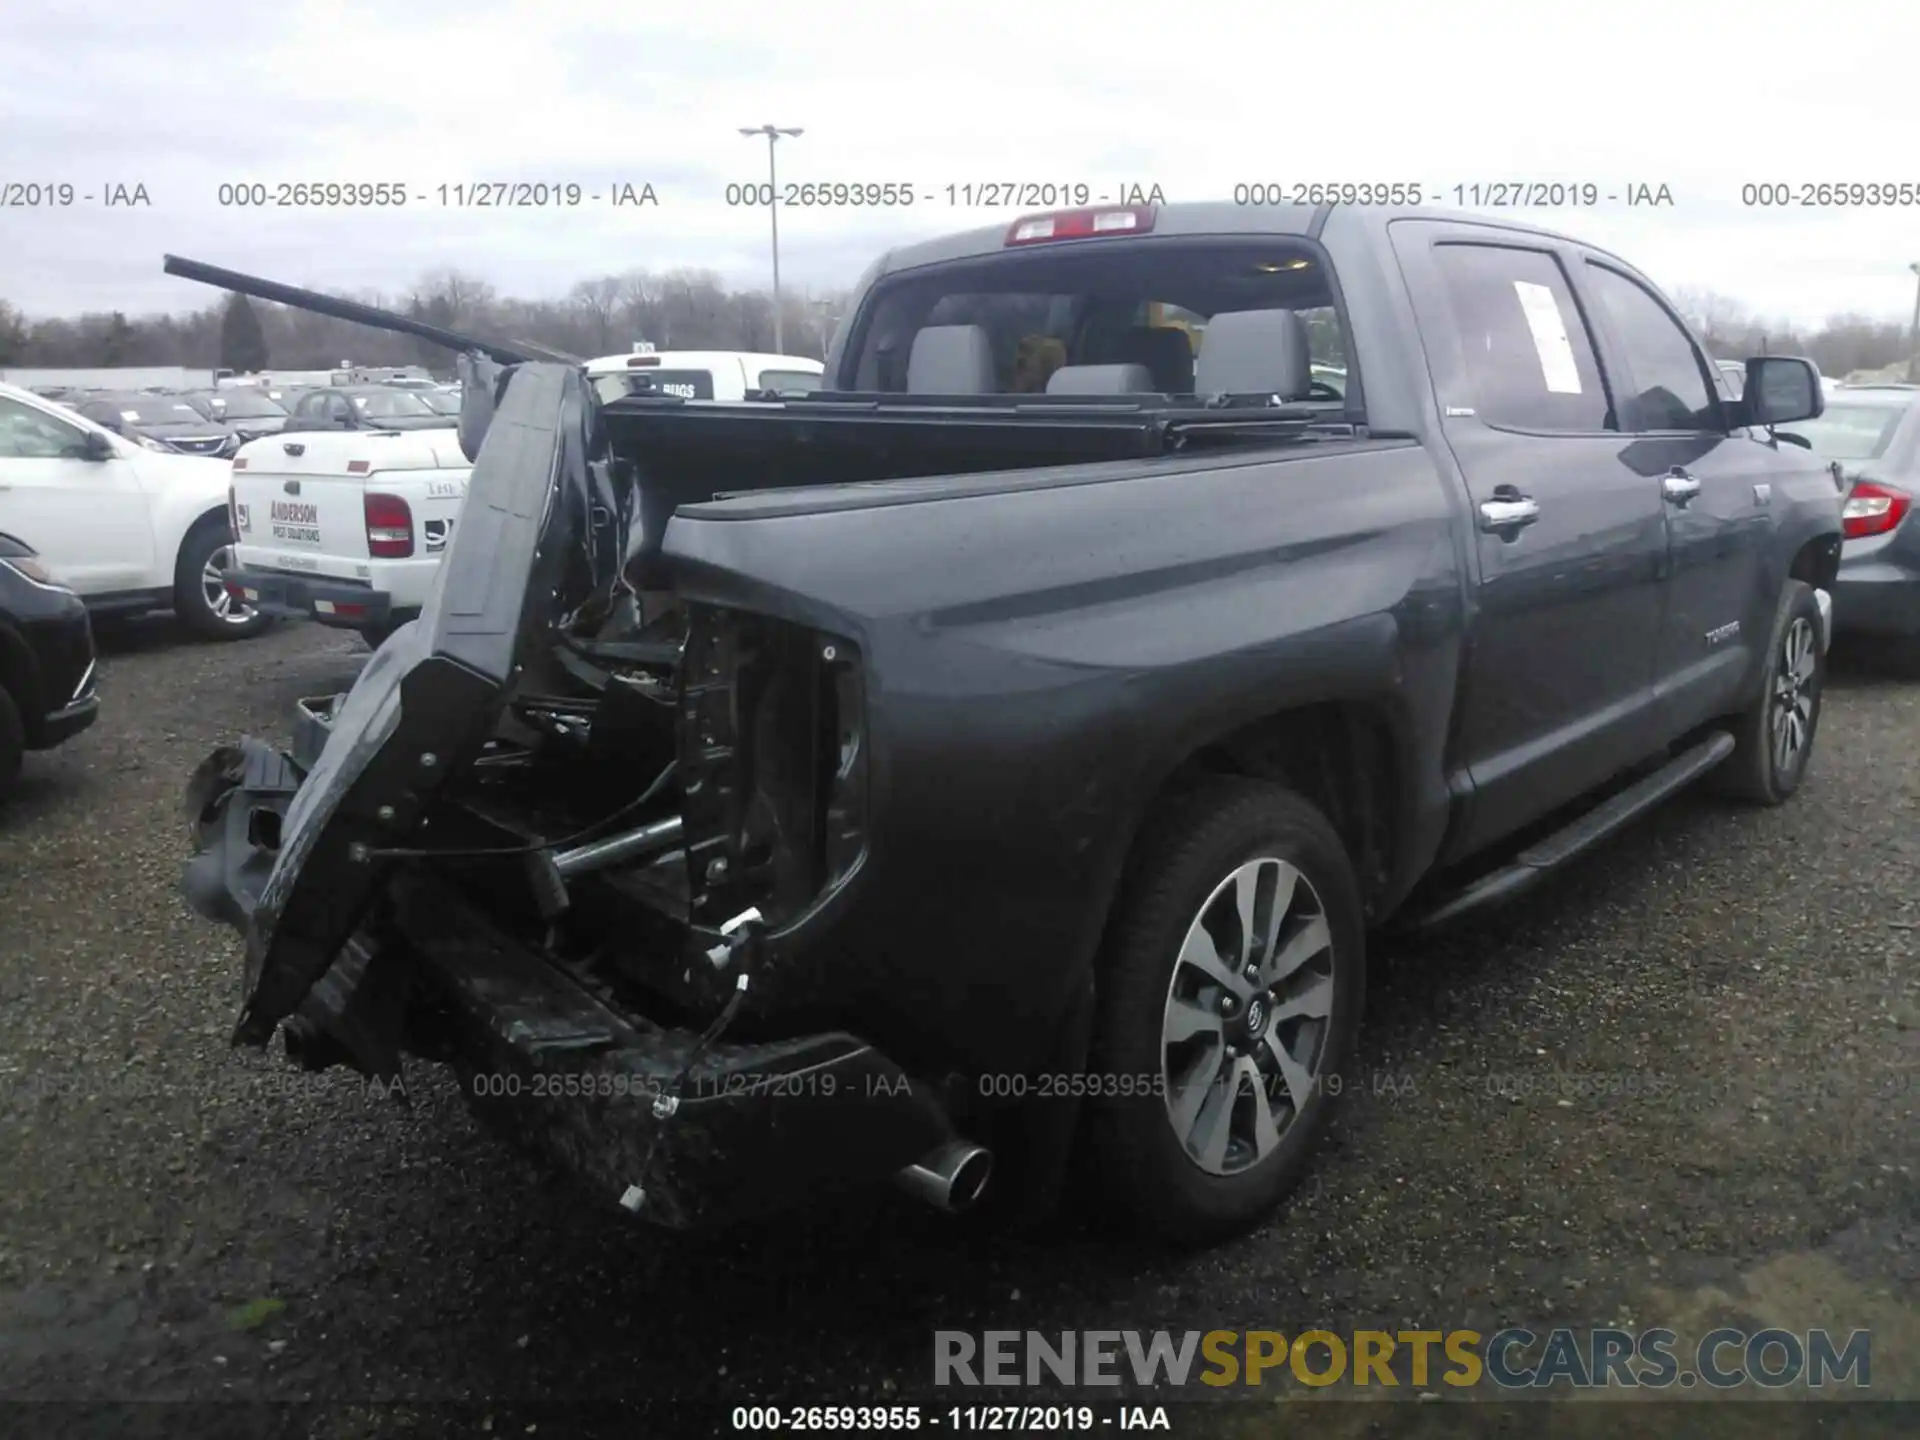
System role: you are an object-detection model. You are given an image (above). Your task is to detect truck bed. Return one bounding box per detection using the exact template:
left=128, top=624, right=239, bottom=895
left=601, top=394, right=1402, bottom=573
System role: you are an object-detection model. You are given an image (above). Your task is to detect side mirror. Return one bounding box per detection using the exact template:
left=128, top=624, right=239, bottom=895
left=78, top=430, right=115, bottom=461
left=1744, top=356, right=1824, bottom=427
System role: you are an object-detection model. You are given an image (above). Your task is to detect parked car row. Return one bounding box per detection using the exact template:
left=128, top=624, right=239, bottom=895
left=23, top=378, right=467, bottom=461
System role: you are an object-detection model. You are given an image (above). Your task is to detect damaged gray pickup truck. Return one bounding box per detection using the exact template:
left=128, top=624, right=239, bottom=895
left=178, top=201, right=1843, bottom=1246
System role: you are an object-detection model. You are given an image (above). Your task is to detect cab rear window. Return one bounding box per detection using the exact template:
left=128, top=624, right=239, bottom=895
left=756, top=369, right=822, bottom=393
left=844, top=239, right=1348, bottom=397
left=592, top=369, right=715, bottom=403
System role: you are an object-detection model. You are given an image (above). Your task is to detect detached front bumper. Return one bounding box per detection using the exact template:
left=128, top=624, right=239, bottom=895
left=224, top=566, right=415, bottom=633
left=182, top=711, right=952, bottom=1230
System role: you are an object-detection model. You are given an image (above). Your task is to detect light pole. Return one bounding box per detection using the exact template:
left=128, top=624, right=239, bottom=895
left=1907, top=262, right=1920, bottom=383
left=740, top=125, right=803, bottom=354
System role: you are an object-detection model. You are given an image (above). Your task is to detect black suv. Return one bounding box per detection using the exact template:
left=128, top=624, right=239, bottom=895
left=0, top=537, right=100, bottom=798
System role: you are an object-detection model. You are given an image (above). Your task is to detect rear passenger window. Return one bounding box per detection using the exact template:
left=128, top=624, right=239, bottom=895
left=1432, top=244, right=1614, bottom=432
left=756, top=369, right=821, bottom=393
left=1582, top=264, right=1718, bottom=431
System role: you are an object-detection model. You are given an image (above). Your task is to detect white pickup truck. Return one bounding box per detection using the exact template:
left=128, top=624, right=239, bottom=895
left=224, top=428, right=469, bottom=645
left=224, top=352, right=824, bottom=644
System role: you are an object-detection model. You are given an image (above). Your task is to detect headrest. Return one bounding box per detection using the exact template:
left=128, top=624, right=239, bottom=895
left=1045, top=363, right=1156, bottom=395
left=906, top=325, right=997, bottom=394
left=1111, top=328, right=1195, bottom=393
left=1194, top=309, right=1311, bottom=399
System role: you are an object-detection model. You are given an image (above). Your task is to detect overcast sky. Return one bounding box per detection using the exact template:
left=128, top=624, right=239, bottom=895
left=4, top=0, right=1919, bottom=326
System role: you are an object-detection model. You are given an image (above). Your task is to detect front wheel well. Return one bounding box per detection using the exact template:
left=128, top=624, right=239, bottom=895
left=179, top=506, right=232, bottom=561
left=1154, top=702, right=1399, bottom=921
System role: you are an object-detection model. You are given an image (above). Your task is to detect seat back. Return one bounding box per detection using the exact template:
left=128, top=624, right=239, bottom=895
left=1194, top=310, right=1311, bottom=399
left=1109, top=327, right=1195, bottom=393
left=906, top=325, right=998, bottom=393
left=1044, top=363, right=1156, bottom=395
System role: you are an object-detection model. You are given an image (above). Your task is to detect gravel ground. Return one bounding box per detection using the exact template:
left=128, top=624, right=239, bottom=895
left=0, top=617, right=1915, bottom=1439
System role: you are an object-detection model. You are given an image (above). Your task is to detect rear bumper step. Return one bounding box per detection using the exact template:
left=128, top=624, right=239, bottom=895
left=225, top=565, right=409, bottom=630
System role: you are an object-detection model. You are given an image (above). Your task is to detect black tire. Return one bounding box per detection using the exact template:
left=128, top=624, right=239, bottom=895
left=0, top=686, right=24, bottom=800
left=1712, top=579, right=1826, bottom=805
left=359, top=621, right=403, bottom=651
left=173, top=517, right=272, bottom=641
left=1083, top=778, right=1366, bottom=1246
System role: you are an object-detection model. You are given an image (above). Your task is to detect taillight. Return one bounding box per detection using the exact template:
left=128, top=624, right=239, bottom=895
left=1841, top=480, right=1912, bottom=539
left=227, top=482, right=246, bottom=536
left=1005, top=205, right=1156, bottom=245
left=364, top=493, right=414, bottom=558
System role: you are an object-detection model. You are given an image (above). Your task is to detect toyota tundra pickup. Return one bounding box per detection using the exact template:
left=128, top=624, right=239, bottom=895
left=172, top=204, right=1843, bottom=1246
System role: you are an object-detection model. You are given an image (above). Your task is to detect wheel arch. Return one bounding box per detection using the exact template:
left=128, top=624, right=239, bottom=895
left=176, top=504, right=235, bottom=569
left=1788, top=532, right=1841, bottom=592
left=1153, top=700, right=1408, bottom=924
left=1084, top=692, right=1419, bottom=990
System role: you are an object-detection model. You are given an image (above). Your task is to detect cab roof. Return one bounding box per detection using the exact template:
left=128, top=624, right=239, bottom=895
left=862, top=200, right=1648, bottom=282
left=582, top=350, right=824, bottom=373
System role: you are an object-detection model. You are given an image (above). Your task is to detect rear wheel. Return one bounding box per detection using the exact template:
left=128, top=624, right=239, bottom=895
left=1714, top=579, right=1825, bottom=805
left=1084, top=779, right=1365, bottom=1245
left=174, top=518, right=271, bottom=641
left=0, top=687, right=24, bottom=800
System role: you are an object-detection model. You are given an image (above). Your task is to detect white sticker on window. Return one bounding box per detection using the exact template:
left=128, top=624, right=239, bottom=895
left=120, top=410, right=140, bottom=421
left=1513, top=280, right=1584, bottom=394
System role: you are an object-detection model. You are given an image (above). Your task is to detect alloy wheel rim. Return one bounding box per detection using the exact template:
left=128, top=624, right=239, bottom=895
left=201, top=545, right=256, bottom=624
left=1160, top=857, right=1336, bottom=1176
left=1770, top=616, right=1817, bottom=776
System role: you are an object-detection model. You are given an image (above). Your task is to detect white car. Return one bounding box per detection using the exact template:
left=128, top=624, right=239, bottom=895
left=225, top=428, right=469, bottom=645
left=0, top=380, right=268, bottom=638
left=585, top=350, right=823, bottom=403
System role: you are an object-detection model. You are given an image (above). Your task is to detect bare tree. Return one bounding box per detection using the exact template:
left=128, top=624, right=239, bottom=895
left=569, top=276, right=625, bottom=355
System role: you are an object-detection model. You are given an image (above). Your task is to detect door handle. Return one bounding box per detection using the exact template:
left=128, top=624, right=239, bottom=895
left=1479, top=496, right=1540, bottom=533
left=1662, top=470, right=1702, bottom=505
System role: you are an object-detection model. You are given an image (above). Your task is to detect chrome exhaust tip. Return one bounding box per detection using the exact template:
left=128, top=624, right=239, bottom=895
left=894, top=1139, right=994, bottom=1213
